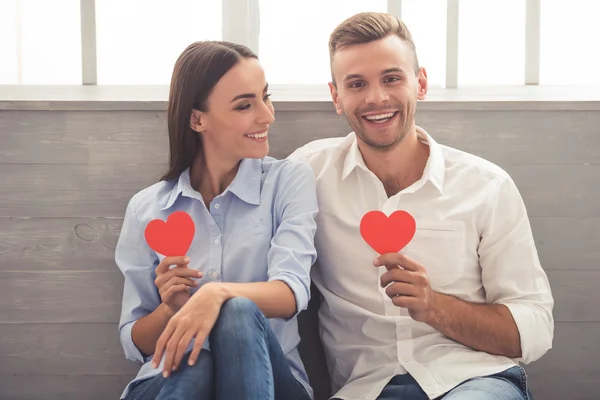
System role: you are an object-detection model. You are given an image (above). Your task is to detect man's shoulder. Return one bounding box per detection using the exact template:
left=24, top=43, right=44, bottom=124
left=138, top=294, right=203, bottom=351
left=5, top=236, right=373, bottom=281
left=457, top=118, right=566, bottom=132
left=440, top=143, right=511, bottom=182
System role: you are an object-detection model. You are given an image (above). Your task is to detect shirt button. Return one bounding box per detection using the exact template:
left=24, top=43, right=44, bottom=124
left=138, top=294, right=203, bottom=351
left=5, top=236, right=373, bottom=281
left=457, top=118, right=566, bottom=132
left=214, top=203, right=220, bottom=209
left=214, top=238, right=220, bottom=245
left=211, top=272, right=218, bottom=279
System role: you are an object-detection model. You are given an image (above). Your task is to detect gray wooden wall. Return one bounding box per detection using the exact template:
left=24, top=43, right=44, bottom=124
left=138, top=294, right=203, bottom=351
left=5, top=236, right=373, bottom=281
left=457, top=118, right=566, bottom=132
left=0, top=105, right=598, bottom=399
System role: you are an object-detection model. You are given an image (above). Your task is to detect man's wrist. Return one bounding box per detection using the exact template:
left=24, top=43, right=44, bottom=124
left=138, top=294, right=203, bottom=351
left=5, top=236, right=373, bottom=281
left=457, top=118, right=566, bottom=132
left=423, top=291, right=444, bottom=327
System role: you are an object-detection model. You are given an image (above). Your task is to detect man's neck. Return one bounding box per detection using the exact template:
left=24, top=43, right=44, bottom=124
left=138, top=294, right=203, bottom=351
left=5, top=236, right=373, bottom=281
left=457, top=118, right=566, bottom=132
left=358, top=129, right=429, bottom=197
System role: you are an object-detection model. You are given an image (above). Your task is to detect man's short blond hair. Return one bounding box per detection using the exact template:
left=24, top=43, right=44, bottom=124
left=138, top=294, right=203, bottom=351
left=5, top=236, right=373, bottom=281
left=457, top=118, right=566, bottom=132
left=329, top=12, right=420, bottom=83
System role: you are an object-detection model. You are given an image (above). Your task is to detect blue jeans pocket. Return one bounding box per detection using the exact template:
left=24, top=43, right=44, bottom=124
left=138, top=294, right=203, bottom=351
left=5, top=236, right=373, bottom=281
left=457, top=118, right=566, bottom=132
left=495, top=365, right=532, bottom=399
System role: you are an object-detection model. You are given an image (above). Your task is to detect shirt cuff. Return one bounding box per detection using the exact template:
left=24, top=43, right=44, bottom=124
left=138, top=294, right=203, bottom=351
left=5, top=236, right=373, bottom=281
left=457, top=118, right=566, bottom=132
left=269, top=273, right=310, bottom=317
left=500, top=301, right=553, bottom=364
left=120, top=320, right=152, bottom=364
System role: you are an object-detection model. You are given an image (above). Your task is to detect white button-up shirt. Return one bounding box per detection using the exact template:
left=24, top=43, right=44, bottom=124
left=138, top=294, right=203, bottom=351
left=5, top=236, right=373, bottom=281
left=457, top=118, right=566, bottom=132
left=288, top=128, right=554, bottom=400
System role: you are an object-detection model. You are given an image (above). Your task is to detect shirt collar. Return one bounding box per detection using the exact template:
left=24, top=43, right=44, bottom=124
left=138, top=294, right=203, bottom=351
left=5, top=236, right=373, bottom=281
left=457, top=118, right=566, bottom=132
left=160, top=158, right=262, bottom=211
left=417, top=127, right=445, bottom=195
left=341, top=127, right=445, bottom=195
left=227, top=158, right=262, bottom=205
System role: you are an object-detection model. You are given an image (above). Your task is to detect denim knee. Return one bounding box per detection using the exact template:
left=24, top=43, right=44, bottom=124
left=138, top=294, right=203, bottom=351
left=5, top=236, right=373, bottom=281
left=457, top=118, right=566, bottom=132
left=211, top=297, right=265, bottom=341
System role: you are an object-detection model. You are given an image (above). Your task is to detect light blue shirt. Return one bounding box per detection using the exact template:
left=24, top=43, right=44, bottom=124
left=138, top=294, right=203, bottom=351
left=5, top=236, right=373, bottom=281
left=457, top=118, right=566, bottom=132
left=115, top=157, right=318, bottom=399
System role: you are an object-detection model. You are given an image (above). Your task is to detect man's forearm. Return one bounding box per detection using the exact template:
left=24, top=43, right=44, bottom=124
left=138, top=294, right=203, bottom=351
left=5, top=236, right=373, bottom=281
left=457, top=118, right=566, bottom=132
left=425, top=292, right=522, bottom=358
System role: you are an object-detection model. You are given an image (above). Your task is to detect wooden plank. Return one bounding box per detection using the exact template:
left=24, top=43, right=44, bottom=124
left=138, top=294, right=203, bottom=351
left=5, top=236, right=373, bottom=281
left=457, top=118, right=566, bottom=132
left=0, top=217, right=123, bottom=271
left=0, top=323, right=139, bottom=375
left=266, top=111, right=350, bottom=159
left=1, top=269, right=597, bottom=324
left=525, top=322, right=600, bottom=400
left=548, top=270, right=600, bottom=322
left=531, top=217, right=600, bottom=271
left=0, top=216, right=593, bottom=272
left=503, top=164, right=600, bottom=218
left=0, top=374, right=136, bottom=400
left=1, top=162, right=596, bottom=218
left=3, top=109, right=598, bottom=165
left=0, top=163, right=164, bottom=218
left=417, top=110, right=600, bottom=164
left=0, top=110, right=168, bottom=164
left=0, top=271, right=124, bottom=323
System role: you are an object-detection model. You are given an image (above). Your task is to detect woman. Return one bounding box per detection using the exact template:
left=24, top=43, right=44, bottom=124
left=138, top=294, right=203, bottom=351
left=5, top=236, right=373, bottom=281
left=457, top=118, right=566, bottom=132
left=115, top=41, right=318, bottom=400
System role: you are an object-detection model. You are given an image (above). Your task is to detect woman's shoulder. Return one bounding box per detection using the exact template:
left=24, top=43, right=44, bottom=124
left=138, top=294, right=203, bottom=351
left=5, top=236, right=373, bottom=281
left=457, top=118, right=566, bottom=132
left=125, top=178, right=177, bottom=217
left=261, top=156, right=314, bottom=181
left=259, top=157, right=316, bottom=201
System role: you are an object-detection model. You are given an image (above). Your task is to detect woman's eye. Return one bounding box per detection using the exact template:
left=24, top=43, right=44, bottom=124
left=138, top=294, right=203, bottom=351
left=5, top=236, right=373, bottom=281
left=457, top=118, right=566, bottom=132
left=236, top=104, right=251, bottom=111
left=263, top=93, right=272, bottom=101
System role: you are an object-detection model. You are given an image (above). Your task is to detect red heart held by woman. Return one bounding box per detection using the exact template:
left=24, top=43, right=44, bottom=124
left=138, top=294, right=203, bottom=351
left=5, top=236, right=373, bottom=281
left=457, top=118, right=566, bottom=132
left=144, top=211, right=195, bottom=257
left=360, top=210, right=416, bottom=254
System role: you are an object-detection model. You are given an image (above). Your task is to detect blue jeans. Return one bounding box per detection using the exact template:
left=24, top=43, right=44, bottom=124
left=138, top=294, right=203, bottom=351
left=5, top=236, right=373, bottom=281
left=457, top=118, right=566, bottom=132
left=124, top=297, right=311, bottom=400
left=375, top=366, right=532, bottom=400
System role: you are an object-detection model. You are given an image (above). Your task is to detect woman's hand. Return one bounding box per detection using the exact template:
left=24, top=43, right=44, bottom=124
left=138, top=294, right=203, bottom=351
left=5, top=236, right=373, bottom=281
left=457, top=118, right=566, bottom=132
left=152, top=282, right=228, bottom=377
left=154, top=256, right=203, bottom=313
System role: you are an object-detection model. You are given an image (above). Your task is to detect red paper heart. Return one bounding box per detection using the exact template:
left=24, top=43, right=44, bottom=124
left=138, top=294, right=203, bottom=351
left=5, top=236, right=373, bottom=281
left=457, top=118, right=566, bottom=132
left=144, top=211, right=195, bottom=257
left=360, top=210, right=416, bottom=254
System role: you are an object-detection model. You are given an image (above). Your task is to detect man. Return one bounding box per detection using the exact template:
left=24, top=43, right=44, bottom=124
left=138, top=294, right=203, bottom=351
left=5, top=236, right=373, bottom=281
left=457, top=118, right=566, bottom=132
left=288, top=12, right=553, bottom=400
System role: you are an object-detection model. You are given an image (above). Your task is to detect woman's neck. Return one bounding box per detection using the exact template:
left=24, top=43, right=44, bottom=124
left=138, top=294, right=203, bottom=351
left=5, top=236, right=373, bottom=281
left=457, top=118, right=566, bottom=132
left=190, top=149, right=240, bottom=207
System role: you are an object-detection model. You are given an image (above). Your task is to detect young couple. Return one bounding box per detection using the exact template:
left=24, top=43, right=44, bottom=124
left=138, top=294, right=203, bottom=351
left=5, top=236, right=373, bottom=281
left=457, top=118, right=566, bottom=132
left=115, top=11, right=554, bottom=400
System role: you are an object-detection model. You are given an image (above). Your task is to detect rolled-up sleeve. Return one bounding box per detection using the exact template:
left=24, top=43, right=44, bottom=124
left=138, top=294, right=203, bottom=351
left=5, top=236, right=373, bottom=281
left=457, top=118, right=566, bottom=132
left=115, top=196, right=160, bottom=363
left=478, top=175, right=554, bottom=364
left=267, top=161, right=319, bottom=315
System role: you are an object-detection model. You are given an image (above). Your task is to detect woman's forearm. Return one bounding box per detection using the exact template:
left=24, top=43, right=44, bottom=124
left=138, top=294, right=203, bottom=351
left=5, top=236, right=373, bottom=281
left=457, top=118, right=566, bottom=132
left=203, top=280, right=297, bottom=319
left=131, top=303, right=175, bottom=357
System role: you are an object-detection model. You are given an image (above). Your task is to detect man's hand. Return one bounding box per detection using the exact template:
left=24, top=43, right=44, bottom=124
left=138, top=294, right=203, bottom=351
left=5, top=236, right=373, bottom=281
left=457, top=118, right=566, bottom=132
left=152, top=282, right=227, bottom=377
left=374, top=252, right=438, bottom=323
left=154, top=256, right=203, bottom=313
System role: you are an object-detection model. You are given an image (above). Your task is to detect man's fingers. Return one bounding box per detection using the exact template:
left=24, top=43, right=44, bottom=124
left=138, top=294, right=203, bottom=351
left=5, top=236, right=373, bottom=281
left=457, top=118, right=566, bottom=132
left=380, top=269, right=413, bottom=288
left=385, top=282, right=418, bottom=299
left=374, top=252, right=421, bottom=272
left=392, top=295, right=419, bottom=309
left=155, top=256, right=190, bottom=275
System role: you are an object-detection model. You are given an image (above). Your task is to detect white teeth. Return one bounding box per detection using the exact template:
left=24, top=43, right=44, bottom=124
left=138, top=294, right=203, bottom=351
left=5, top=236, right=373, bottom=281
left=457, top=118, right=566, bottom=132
left=364, top=112, right=395, bottom=121
left=247, top=132, right=267, bottom=139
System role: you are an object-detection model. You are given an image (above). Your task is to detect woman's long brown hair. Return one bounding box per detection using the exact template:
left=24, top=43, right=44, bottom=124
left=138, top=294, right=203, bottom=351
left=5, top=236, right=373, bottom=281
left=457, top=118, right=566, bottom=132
left=160, top=41, right=257, bottom=181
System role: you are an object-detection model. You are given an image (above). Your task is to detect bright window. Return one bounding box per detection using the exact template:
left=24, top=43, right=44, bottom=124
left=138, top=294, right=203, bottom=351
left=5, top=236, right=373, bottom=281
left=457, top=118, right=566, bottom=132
left=458, top=0, right=525, bottom=86
left=258, top=0, right=387, bottom=85
left=95, top=0, right=222, bottom=85
left=0, top=0, right=81, bottom=84
left=540, top=0, right=600, bottom=85
left=401, top=0, right=447, bottom=87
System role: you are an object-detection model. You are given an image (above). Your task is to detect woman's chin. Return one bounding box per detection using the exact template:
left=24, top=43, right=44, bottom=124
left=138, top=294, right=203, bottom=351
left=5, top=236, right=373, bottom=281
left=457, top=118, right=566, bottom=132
left=243, top=145, right=269, bottom=159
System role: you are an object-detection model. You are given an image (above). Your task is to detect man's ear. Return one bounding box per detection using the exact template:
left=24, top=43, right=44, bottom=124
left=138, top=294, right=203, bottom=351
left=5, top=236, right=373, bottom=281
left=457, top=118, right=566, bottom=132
left=417, top=67, right=428, bottom=101
left=329, top=82, right=343, bottom=115
left=190, top=109, right=207, bottom=133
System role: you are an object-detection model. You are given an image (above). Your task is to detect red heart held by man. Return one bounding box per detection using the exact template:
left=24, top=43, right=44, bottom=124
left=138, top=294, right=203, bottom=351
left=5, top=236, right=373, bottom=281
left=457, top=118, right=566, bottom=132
left=144, top=211, right=195, bottom=257
left=360, top=210, right=416, bottom=254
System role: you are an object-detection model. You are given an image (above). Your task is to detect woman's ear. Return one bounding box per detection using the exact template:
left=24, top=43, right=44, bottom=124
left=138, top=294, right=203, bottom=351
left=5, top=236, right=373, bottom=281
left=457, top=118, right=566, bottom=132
left=190, top=109, right=206, bottom=133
